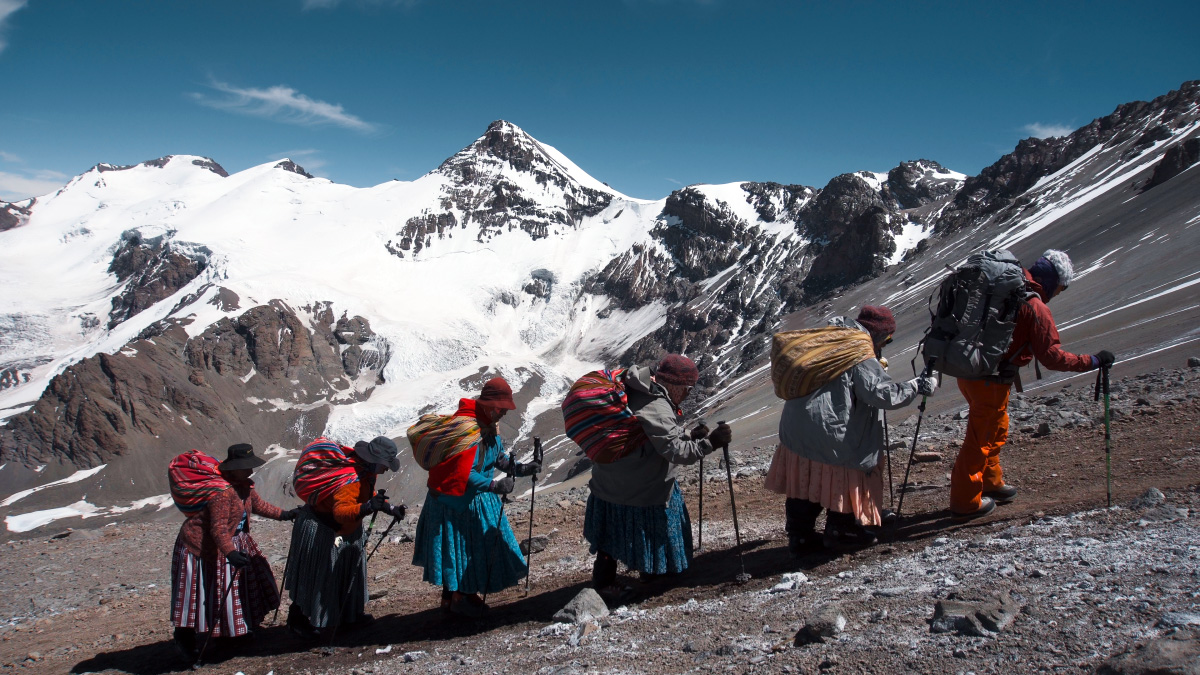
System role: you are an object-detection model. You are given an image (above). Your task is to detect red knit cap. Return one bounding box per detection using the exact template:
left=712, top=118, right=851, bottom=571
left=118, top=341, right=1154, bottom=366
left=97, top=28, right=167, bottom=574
left=655, top=354, right=700, bottom=386
left=478, top=377, right=516, bottom=409
left=856, top=305, right=896, bottom=341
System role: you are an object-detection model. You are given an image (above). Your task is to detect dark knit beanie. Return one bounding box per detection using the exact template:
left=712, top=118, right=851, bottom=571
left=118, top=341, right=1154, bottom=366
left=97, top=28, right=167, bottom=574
left=655, top=354, right=700, bottom=386
left=478, top=377, right=517, bottom=410
left=856, top=305, right=897, bottom=342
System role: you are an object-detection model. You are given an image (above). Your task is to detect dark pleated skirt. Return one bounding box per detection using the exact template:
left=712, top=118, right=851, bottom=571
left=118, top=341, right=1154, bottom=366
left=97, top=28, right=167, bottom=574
left=583, top=483, right=693, bottom=575
left=282, top=507, right=367, bottom=628
left=411, top=490, right=527, bottom=594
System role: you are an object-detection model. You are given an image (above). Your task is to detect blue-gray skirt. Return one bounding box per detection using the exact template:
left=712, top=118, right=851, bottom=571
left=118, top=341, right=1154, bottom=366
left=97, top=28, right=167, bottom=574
left=584, top=483, right=693, bottom=575
left=411, top=490, right=527, bottom=594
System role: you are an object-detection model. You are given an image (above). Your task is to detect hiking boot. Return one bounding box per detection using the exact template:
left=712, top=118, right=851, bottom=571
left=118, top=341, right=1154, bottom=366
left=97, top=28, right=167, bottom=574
left=822, top=511, right=878, bottom=550
left=597, top=583, right=636, bottom=606
left=952, top=496, right=997, bottom=522
left=785, top=498, right=824, bottom=557
left=880, top=508, right=898, bottom=525
left=286, top=606, right=321, bottom=641
left=787, top=532, right=823, bottom=557
left=449, top=593, right=488, bottom=619
left=172, top=627, right=198, bottom=664
left=637, top=570, right=663, bottom=584
left=984, top=485, right=1018, bottom=504
left=592, top=551, right=617, bottom=590
left=440, top=588, right=454, bottom=617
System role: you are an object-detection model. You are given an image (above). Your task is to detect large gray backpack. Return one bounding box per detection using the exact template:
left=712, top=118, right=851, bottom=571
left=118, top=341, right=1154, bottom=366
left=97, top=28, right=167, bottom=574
left=921, top=249, right=1034, bottom=380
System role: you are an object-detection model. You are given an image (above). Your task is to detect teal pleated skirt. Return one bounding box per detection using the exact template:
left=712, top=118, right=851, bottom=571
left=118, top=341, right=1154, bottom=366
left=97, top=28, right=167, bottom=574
left=411, top=490, right=527, bottom=594
left=584, top=483, right=693, bottom=575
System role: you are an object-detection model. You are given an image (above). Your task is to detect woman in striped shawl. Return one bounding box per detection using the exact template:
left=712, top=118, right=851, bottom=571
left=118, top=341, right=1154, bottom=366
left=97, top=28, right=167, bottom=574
left=169, top=444, right=298, bottom=663
left=284, top=436, right=403, bottom=639
left=411, top=377, right=538, bottom=618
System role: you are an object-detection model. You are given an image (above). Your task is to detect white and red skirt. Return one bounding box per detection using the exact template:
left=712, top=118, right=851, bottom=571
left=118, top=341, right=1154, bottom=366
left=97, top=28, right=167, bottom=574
left=764, top=443, right=884, bottom=526
left=170, top=532, right=280, bottom=636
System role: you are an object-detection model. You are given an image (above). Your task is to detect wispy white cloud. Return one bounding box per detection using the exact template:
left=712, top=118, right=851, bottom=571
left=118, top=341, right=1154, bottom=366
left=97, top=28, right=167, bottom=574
left=0, top=0, right=28, bottom=54
left=0, top=170, right=66, bottom=202
left=269, top=149, right=328, bottom=175
left=192, top=79, right=378, bottom=133
left=1022, top=122, right=1075, bottom=139
left=665, top=177, right=684, bottom=186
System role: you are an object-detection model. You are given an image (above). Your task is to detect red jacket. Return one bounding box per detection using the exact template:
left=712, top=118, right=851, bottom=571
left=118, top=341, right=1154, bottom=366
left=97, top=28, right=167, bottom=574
left=177, top=481, right=283, bottom=558
left=1002, top=271, right=1094, bottom=373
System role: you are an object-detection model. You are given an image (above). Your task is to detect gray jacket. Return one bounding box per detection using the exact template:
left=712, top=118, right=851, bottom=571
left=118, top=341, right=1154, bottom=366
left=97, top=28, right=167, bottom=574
left=778, top=318, right=920, bottom=473
left=588, top=366, right=716, bottom=507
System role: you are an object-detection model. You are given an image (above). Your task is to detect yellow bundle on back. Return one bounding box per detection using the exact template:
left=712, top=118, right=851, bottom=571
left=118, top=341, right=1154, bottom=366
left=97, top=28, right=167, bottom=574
left=406, top=414, right=481, bottom=471
left=770, top=327, right=875, bottom=399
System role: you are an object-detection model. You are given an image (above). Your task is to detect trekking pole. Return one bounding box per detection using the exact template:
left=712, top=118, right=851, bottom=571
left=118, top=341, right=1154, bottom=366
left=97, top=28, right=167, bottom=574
left=195, top=567, right=240, bottom=667
left=524, top=437, right=543, bottom=595
left=328, top=489, right=384, bottom=647
left=1095, top=365, right=1112, bottom=507
left=696, top=418, right=707, bottom=552
left=272, top=532, right=294, bottom=626
left=892, top=358, right=936, bottom=538
left=365, top=508, right=403, bottom=563
left=717, top=422, right=750, bottom=583
left=884, top=411, right=894, bottom=508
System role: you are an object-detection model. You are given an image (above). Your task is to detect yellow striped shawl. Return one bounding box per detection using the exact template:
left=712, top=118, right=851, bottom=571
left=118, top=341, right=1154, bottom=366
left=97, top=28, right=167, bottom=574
left=770, top=327, right=876, bottom=400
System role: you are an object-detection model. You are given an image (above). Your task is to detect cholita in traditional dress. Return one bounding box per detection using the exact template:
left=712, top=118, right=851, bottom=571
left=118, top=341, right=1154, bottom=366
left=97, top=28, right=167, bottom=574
left=411, top=377, right=536, bottom=618
left=584, top=354, right=729, bottom=596
left=764, top=305, right=936, bottom=553
left=168, top=443, right=298, bottom=663
left=283, top=435, right=403, bottom=639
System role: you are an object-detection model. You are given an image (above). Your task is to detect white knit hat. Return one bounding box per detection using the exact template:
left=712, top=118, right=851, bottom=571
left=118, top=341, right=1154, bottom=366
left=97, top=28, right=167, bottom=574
left=1042, top=249, right=1074, bottom=288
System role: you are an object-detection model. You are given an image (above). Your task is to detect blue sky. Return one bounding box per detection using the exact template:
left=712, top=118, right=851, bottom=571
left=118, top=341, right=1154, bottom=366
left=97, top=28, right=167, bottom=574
left=1, top=0, right=1197, bottom=201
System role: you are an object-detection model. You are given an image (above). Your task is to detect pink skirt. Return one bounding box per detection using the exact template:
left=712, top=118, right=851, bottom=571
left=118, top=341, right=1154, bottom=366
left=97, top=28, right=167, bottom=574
left=764, top=444, right=884, bottom=526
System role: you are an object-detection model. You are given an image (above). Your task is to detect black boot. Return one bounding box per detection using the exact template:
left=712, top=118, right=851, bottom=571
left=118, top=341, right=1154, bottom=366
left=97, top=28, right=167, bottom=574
left=172, top=627, right=198, bottom=664
left=822, top=511, right=877, bottom=550
left=286, top=603, right=320, bottom=640
left=785, top=498, right=823, bottom=557
left=592, top=551, right=617, bottom=590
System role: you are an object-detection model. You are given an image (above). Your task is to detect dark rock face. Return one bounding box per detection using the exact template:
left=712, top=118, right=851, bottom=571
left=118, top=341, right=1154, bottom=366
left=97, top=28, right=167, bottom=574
left=937, top=80, right=1200, bottom=233
left=192, top=158, right=229, bottom=177
left=107, top=231, right=209, bottom=329
left=0, top=201, right=33, bottom=232
left=1144, top=138, right=1200, bottom=191
left=0, top=301, right=386, bottom=470
left=403, top=120, right=613, bottom=252
left=274, top=160, right=314, bottom=179
left=887, top=160, right=961, bottom=209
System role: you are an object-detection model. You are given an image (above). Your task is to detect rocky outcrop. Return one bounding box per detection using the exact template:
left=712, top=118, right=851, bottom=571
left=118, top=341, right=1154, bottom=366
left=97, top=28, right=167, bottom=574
left=1144, top=137, right=1200, bottom=191
left=274, top=160, right=314, bottom=179
left=0, top=302, right=387, bottom=470
left=937, top=80, right=1200, bottom=233
left=107, top=231, right=209, bottom=329
left=410, top=120, right=614, bottom=250
left=886, top=160, right=961, bottom=209
left=0, top=201, right=32, bottom=232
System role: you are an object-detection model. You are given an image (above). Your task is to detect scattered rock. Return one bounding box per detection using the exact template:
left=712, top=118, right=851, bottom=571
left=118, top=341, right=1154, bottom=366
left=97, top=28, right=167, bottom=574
left=794, top=604, right=846, bottom=645
left=402, top=650, right=427, bottom=662
left=1034, top=422, right=1052, bottom=436
left=1188, top=357, right=1200, bottom=368
left=1132, top=487, right=1166, bottom=509
left=1094, top=628, right=1200, bottom=675
left=930, top=592, right=1021, bottom=636
left=552, top=588, right=610, bottom=624
left=913, top=451, right=942, bottom=463
left=1158, top=612, right=1200, bottom=628
left=568, top=620, right=601, bottom=647
left=770, top=572, right=808, bottom=593
left=521, top=535, right=550, bottom=556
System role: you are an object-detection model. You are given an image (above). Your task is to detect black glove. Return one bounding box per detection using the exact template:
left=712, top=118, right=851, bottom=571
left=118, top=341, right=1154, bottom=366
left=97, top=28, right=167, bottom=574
left=360, top=493, right=389, bottom=517
left=512, top=461, right=541, bottom=477
left=708, top=424, right=732, bottom=448
left=225, top=550, right=250, bottom=569
left=488, top=476, right=515, bottom=495
left=916, top=375, right=938, bottom=397
left=494, top=453, right=515, bottom=473
left=280, top=507, right=301, bottom=521
left=1094, top=350, right=1116, bottom=368
left=690, top=424, right=710, bottom=440
left=386, top=503, right=406, bottom=520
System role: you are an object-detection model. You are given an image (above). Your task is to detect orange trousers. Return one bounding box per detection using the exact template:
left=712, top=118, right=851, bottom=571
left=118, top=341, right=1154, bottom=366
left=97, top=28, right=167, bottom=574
left=951, top=378, right=1010, bottom=513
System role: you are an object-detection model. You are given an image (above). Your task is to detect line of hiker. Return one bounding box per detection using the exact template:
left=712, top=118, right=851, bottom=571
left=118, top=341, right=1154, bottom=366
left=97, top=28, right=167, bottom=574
left=163, top=246, right=1117, bottom=666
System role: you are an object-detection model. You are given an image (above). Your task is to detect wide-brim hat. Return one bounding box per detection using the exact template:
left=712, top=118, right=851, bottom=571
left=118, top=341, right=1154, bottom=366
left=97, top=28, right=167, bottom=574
left=219, top=443, right=266, bottom=471
left=354, top=436, right=401, bottom=472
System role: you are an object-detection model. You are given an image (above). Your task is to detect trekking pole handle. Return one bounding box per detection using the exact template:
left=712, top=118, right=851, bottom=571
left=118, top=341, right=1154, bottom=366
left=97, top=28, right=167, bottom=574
left=1094, top=368, right=1102, bottom=402
left=1102, top=365, right=1110, bottom=397
left=533, top=436, right=543, bottom=467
